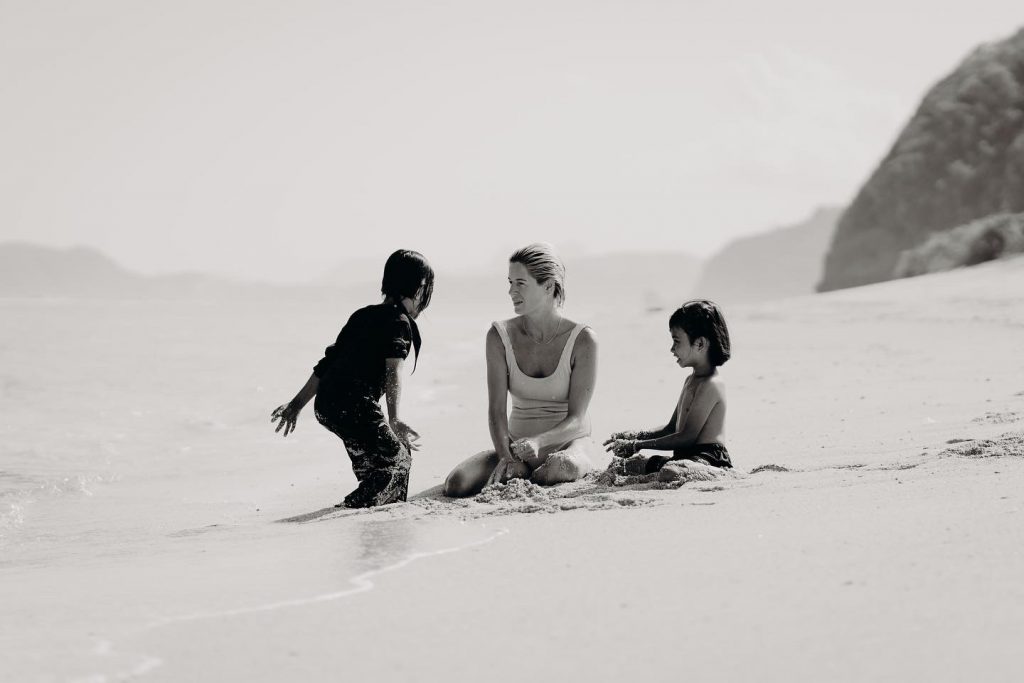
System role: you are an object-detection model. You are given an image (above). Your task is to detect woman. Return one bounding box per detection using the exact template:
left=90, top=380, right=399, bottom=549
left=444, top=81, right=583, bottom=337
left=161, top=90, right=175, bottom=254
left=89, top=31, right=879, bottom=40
left=443, top=243, right=599, bottom=497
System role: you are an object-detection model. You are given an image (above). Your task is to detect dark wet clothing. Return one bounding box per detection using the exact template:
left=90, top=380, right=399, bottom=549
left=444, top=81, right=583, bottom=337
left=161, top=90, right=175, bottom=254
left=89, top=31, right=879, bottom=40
left=314, top=392, right=411, bottom=507
left=312, top=302, right=418, bottom=507
left=641, top=442, right=732, bottom=473
left=313, top=302, right=416, bottom=401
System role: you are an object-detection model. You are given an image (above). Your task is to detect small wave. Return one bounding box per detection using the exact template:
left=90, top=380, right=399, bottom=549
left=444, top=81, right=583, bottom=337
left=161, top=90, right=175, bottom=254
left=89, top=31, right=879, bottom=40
left=0, top=501, right=26, bottom=537
left=148, top=526, right=508, bottom=626
left=0, top=470, right=119, bottom=544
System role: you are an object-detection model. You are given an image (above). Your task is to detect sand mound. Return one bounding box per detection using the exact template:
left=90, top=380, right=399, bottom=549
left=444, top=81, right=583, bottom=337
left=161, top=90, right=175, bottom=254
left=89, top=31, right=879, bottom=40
left=283, top=462, right=744, bottom=523
left=939, top=432, right=1024, bottom=458
left=595, top=457, right=741, bottom=487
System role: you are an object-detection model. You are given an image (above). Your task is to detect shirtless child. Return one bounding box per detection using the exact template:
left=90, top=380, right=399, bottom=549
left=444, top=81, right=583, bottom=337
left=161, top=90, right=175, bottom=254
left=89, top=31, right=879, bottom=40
left=603, top=299, right=732, bottom=475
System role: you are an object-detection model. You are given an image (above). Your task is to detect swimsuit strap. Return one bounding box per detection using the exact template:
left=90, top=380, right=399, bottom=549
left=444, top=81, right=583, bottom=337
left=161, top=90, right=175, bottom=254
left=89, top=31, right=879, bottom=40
left=555, top=323, right=586, bottom=373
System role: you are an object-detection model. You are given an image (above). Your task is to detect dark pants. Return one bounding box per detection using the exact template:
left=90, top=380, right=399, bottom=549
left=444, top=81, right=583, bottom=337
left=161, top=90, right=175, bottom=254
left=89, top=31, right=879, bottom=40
left=314, top=391, right=411, bottom=507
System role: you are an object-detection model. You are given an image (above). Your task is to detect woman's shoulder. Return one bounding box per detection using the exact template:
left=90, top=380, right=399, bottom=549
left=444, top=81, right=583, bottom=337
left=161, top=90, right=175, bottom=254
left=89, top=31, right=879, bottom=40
left=566, top=319, right=596, bottom=344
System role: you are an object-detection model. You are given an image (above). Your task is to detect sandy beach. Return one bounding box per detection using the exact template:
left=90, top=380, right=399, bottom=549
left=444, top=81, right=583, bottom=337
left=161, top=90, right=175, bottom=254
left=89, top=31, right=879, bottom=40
left=2, top=255, right=1023, bottom=682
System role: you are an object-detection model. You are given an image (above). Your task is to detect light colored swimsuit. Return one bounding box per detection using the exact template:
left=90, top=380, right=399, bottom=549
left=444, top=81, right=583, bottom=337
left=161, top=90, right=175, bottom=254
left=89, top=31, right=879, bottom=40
left=493, top=320, right=591, bottom=449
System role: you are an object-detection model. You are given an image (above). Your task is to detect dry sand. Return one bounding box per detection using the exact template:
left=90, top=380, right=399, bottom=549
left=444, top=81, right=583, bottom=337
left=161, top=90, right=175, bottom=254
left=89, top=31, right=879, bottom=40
left=3, top=255, right=1024, bottom=682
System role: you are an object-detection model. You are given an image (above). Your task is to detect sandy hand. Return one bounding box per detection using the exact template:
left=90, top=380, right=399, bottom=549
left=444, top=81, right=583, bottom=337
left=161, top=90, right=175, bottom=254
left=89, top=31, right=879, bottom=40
left=487, top=457, right=529, bottom=486
left=510, top=438, right=540, bottom=463
left=604, top=430, right=637, bottom=444
left=603, top=438, right=639, bottom=458
left=391, top=419, right=421, bottom=452
left=271, top=402, right=301, bottom=437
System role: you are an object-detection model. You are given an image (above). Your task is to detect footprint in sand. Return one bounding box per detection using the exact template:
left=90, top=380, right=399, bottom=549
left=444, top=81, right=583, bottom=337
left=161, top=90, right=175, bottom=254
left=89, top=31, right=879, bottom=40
left=971, top=411, right=1021, bottom=425
left=749, top=464, right=790, bottom=474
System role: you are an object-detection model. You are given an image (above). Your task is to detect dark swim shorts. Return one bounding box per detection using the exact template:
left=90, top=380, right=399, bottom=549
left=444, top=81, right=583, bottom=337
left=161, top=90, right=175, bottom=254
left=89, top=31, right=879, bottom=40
left=641, top=443, right=732, bottom=474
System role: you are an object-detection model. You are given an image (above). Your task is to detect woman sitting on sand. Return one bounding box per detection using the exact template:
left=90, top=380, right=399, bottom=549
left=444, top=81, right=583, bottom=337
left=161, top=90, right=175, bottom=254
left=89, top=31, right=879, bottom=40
left=443, top=243, right=599, bottom=497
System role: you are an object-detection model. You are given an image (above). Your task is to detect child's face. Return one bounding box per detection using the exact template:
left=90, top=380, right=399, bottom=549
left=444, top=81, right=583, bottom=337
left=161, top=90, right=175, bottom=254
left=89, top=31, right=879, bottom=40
left=669, top=326, right=697, bottom=368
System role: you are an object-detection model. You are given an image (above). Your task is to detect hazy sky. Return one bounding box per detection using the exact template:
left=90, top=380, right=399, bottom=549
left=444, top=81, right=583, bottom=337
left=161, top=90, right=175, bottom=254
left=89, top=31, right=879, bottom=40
left=2, top=1, right=1021, bottom=282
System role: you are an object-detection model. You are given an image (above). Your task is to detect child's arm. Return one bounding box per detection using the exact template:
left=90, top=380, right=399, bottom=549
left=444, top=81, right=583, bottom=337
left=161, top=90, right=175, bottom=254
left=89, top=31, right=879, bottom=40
left=634, top=380, right=723, bottom=452
left=384, top=358, right=420, bottom=451
left=271, top=373, right=319, bottom=437
left=603, top=405, right=676, bottom=455
left=608, top=407, right=677, bottom=441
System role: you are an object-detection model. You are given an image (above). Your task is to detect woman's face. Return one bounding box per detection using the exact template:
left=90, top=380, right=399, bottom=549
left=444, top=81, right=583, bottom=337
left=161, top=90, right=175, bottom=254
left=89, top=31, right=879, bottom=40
left=508, top=262, right=553, bottom=315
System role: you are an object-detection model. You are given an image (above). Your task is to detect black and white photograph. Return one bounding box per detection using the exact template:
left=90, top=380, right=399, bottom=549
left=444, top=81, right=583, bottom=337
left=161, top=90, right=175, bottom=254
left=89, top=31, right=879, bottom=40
left=3, top=1, right=1024, bottom=680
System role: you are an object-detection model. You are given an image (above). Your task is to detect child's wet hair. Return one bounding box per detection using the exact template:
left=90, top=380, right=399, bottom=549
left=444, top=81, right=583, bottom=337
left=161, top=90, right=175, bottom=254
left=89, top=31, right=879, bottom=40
left=381, top=249, right=433, bottom=371
left=382, top=249, right=434, bottom=312
left=509, top=242, right=566, bottom=306
left=669, top=299, right=731, bottom=366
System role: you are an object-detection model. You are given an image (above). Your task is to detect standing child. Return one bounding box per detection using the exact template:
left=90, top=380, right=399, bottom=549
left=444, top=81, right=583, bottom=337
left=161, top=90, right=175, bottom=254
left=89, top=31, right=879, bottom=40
left=271, top=249, right=434, bottom=508
left=603, top=299, right=732, bottom=474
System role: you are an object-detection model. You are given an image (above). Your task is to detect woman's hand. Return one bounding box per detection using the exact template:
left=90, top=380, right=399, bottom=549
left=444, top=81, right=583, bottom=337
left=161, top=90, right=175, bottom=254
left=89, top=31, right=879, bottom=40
left=509, top=438, right=540, bottom=463
left=487, top=456, right=530, bottom=486
left=603, top=438, right=639, bottom=458
left=390, top=419, right=421, bottom=452
left=271, top=402, right=302, bottom=437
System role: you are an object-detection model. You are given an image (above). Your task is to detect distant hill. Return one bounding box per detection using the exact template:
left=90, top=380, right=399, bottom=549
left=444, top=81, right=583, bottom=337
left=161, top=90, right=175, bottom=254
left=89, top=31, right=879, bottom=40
left=690, top=207, right=843, bottom=304
left=0, top=243, right=141, bottom=296
left=0, top=243, right=299, bottom=299
left=819, top=27, right=1024, bottom=291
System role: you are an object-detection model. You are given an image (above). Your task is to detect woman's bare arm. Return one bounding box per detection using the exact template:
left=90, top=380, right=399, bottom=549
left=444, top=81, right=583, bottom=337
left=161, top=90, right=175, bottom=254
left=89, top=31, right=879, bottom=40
left=485, top=326, right=514, bottom=461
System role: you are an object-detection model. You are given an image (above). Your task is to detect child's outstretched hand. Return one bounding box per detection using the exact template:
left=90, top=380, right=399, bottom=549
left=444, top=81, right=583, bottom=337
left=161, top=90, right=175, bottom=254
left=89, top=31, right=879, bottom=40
left=391, top=419, right=421, bottom=452
left=603, top=437, right=639, bottom=458
left=271, top=402, right=301, bottom=437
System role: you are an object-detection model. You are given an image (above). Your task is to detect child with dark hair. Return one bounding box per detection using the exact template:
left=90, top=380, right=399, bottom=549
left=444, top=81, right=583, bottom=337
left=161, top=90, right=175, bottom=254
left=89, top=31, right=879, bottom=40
left=272, top=249, right=434, bottom=508
left=603, top=299, right=732, bottom=474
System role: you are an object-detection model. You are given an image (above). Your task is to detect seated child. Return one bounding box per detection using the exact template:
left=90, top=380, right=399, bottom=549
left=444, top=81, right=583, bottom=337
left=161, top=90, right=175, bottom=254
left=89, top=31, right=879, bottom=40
left=603, top=299, right=732, bottom=474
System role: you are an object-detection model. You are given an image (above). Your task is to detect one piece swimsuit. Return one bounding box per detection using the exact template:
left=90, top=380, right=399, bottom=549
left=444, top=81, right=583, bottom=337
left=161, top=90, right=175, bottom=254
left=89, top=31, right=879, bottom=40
left=493, top=320, right=591, bottom=451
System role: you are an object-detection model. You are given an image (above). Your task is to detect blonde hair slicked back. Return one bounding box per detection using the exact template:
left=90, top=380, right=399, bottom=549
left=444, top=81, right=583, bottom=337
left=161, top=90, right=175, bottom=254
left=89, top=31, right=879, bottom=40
left=509, top=242, right=566, bottom=306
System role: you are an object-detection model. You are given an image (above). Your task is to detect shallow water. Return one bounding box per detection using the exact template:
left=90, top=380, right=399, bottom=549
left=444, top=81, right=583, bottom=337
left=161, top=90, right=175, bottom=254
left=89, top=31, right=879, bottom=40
left=0, top=294, right=512, bottom=680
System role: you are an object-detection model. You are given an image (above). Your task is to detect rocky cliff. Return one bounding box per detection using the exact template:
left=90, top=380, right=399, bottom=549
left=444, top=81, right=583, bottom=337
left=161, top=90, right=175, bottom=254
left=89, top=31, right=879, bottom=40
left=819, top=28, right=1024, bottom=291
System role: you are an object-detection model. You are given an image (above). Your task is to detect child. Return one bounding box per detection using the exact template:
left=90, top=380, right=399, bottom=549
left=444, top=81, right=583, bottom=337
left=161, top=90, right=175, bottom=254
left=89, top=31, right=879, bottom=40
left=603, top=299, right=732, bottom=474
left=271, top=249, right=434, bottom=508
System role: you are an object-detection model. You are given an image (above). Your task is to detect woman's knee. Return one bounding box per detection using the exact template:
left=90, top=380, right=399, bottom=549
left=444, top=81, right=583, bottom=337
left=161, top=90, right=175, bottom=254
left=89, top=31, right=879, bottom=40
left=443, top=469, right=474, bottom=497
left=531, top=453, right=578, bottom=486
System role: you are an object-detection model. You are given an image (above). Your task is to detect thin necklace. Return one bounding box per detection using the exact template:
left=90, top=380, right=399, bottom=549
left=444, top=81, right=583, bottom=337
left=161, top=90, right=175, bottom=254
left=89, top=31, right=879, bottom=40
left=521, top=318, right=564, bottom=345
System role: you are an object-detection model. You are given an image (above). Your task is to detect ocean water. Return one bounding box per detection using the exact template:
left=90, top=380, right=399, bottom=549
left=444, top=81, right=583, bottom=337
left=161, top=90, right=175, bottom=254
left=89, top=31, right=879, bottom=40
left=0, top=282, right=685, bottom=680
left=0, top=292, right=514, bottom=680
left=0, top=292, right=497, bottom=558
